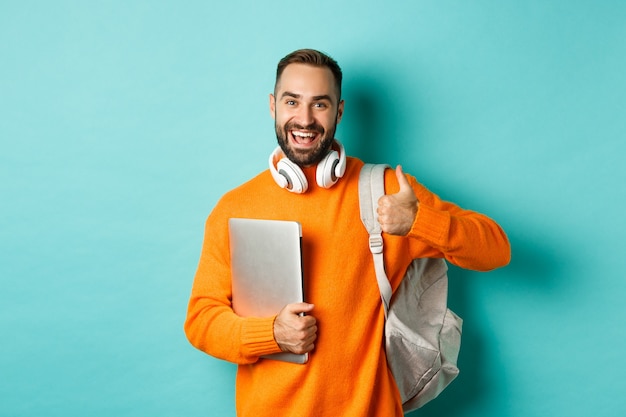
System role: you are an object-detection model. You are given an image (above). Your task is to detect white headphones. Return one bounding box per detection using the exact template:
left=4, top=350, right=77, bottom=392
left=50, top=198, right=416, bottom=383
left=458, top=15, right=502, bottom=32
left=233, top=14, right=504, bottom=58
left=268, top=140, right=347, bottom=193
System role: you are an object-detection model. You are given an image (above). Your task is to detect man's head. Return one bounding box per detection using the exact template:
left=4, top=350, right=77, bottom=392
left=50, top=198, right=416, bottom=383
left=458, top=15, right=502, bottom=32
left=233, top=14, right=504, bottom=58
left=274, top=49, right=343, bottom=100
left=270, top=49, right=344, bottom=167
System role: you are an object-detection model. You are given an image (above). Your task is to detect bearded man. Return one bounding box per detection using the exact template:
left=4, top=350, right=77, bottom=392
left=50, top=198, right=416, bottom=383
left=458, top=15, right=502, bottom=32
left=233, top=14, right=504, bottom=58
left=185, top=48, right=510, bottom=417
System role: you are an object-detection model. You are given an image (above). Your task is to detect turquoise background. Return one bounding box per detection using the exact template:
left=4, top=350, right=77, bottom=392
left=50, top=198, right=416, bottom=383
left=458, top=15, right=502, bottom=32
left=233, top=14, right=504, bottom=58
left=1, top=1, right=625, bottom=416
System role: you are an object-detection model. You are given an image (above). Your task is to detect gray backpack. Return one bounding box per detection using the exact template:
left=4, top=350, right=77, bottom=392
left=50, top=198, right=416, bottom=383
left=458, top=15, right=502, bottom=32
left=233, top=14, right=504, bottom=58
left=358, top=164, right=463, bottom=412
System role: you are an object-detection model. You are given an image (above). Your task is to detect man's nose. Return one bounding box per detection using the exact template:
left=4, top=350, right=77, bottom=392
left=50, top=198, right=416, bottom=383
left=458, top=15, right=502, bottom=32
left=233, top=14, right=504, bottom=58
left=295, top=105, right=314, bottom=127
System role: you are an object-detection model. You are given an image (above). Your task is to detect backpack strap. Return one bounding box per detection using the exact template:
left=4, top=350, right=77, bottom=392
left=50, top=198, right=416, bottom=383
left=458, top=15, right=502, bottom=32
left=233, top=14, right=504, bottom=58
left=358, top=163, right=393, bottom=317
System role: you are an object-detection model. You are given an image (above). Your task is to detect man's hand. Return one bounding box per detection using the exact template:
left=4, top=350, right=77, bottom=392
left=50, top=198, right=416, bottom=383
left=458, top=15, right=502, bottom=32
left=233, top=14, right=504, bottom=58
left=273, top=303, right=317, bottom=355
left=376, top=165, right=419, bottom=236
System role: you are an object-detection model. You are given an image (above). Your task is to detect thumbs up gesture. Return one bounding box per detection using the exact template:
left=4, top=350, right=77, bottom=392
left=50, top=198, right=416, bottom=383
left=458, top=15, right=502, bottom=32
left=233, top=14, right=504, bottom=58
left=376, top=165, right=419, bottom=236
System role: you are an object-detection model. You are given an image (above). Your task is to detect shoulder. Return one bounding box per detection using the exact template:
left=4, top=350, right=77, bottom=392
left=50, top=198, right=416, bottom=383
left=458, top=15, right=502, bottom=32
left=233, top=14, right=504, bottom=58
left=343, top=156, right=365, bottom=180
left=208, top=170, right=274, bottom=217
left=223, top=170, right=273, bottom=198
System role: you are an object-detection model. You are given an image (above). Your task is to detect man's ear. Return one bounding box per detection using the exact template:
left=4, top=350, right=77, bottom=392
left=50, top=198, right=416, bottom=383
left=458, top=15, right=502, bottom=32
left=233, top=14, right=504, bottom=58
left=336, top=99, right=345, bottom=124
left=269, top=94, right=276, bottom=119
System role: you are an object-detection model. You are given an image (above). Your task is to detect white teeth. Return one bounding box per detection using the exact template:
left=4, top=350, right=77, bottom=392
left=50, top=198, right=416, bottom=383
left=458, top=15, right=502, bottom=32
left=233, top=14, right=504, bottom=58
left=292, top=131, right=315, bottom=137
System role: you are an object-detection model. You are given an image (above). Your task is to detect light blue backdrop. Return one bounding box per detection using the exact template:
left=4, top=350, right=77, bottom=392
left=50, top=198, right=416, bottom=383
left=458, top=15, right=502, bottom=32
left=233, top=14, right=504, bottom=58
left=1, top=1, right=624, bottom=416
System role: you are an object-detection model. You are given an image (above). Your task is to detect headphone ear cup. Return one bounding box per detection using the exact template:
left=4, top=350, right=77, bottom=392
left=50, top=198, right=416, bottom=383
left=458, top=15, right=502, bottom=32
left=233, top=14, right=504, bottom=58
left=316, top=150, right=340, bottom=189
left=334, top=140, right=347, bottom=179
left=277, top=158, right=308, bottom=193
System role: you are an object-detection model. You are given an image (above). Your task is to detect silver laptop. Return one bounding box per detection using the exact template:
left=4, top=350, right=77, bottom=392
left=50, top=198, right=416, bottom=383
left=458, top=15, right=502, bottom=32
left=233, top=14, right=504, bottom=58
left=228, top=218, right=307, bottom=364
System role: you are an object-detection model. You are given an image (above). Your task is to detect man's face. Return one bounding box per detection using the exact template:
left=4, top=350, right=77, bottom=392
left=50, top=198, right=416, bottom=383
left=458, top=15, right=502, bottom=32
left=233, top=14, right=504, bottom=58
left=270, top=63, right=344, bottom=167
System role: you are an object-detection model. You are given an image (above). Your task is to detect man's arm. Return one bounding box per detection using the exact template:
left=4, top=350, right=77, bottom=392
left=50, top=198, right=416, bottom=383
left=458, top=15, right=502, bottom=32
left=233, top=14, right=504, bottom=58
left=184, top=209, right=320, bottom=364
left=184, top=215, right=285, bottom=364
left=377, top=165, right=511, bottom=271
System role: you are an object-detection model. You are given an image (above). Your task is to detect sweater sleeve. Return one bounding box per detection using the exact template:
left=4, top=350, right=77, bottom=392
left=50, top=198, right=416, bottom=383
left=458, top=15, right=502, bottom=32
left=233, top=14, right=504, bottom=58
left=184, top=210, right=284, bottom=364
left=389, top=171, right=511, bottom=271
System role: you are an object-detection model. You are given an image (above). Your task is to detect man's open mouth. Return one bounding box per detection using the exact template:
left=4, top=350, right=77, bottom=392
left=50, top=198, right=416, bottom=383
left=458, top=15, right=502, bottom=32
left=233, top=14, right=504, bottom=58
left=290, top=130, right=319, bottom=145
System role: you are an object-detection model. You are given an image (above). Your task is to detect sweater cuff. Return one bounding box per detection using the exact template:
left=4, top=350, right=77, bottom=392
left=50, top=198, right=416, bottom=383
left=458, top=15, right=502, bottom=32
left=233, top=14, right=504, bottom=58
left=408, top=203, right=451, bottom=247
left=241, top=316, right=282, bottom=358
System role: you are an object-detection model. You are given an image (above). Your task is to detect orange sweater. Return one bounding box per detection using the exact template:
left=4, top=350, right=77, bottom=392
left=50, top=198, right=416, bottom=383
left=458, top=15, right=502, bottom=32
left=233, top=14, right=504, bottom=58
left=185, top=157, right=510, bottom=417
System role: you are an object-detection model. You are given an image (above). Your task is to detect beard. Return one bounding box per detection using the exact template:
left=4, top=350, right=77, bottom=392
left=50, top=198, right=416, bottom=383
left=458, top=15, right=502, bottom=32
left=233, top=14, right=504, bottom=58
left=275, top=118, right=338, bottom=167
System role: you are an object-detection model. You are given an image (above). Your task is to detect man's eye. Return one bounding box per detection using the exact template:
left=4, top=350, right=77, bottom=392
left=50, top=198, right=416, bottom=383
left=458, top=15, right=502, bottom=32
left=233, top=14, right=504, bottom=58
left=314, top=103, right=327, bottom=108
left=286, top=100, right=296, bottom=105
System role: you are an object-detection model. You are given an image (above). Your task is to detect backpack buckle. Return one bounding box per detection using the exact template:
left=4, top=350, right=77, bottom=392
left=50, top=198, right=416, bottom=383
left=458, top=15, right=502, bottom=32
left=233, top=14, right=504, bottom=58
left=368, top=234, right=384, bottom=254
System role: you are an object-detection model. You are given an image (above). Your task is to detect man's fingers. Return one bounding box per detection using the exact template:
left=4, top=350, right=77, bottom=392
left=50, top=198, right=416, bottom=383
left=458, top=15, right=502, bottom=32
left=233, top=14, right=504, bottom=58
left=286, top=302, right=315, bottom=315
left=280, top=303, right=316, bottom=329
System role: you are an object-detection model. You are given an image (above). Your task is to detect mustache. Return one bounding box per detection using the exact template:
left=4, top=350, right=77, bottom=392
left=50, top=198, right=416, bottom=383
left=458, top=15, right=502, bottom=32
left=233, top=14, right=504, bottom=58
left=285, top=122, right=325, bottom=134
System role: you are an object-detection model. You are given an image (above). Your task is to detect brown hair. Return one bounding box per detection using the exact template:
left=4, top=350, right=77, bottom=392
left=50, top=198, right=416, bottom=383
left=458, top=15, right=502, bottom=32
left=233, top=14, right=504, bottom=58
left=275, top=49, right=343, bottom=100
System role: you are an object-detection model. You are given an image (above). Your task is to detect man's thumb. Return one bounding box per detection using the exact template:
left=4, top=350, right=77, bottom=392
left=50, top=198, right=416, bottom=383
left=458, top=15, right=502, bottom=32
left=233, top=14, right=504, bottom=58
left=288, top=302, right=315, bottom=315
left=395, top=165, right=412, bottom=193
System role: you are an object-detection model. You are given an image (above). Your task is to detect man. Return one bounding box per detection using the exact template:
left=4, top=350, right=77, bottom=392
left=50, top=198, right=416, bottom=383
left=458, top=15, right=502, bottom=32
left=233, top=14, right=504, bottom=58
left=185, top=49, right=510, bottom=416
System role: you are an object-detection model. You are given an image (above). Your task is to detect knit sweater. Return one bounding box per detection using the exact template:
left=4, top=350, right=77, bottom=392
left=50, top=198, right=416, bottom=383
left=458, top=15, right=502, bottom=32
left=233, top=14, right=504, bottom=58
left=185, top=157, right=510, bottom=417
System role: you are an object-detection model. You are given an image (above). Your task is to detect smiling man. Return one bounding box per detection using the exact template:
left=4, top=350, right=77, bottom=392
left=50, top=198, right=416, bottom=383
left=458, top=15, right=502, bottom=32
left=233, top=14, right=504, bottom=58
left=271, top=60, right=344, bottom=168
left=185, top=49, right=511, bottom=417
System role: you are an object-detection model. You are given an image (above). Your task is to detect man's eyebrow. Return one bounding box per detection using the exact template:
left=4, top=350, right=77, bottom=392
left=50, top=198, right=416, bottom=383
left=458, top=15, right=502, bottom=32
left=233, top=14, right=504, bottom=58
left=312, top=94, right=333, bottom=102
left=279, top=91, right=333, bottom=102
left=280, top=91, right=301, bottom=99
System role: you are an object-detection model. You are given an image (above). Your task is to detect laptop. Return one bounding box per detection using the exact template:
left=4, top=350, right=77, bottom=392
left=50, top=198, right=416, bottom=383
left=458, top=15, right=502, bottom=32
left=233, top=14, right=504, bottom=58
left=228, top=218, right=307, bottom=364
